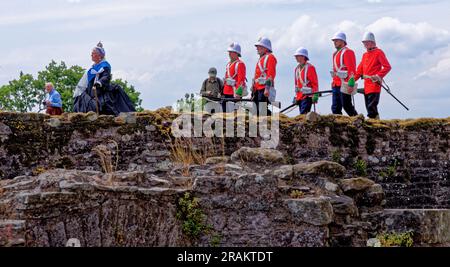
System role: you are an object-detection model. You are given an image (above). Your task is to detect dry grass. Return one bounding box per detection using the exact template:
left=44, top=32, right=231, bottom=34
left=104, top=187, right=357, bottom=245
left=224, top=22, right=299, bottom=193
left=214, top=137, right=226, bottom=175
left=290, top=190, right=305, bottom=199
left=168, top=132, right=229, bottom=177
left=32, top=166, right=47, bottom=176
left=92, top=140, right=119, bottom=174
left=169, top=137, right=218, bottom=176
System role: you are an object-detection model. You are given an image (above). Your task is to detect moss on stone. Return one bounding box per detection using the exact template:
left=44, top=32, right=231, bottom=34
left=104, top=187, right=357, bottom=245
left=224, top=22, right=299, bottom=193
left=117, top=124, right=146, bottom=136
left=398, top=118, right=449, bottom=130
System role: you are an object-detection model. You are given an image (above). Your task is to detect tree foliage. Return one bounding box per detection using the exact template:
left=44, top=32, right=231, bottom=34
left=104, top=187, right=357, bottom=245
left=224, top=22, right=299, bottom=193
left=0, top=72, right=43, bottom=113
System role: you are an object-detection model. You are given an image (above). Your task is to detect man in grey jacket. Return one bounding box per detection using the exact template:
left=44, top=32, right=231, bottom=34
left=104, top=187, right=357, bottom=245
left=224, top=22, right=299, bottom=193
left=200, top=67, right=223, bottom=98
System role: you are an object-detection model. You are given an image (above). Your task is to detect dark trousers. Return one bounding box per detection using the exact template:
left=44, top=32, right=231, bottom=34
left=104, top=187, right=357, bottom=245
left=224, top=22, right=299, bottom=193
left=221, top=94, right=234, bottom=113
left=365, top=93, right=380, bottom=119
left=299, top=98, right=313, bottom=115
left=332, top=86, right=358, bottom=116
left=252, top=90, right=271, bottom=116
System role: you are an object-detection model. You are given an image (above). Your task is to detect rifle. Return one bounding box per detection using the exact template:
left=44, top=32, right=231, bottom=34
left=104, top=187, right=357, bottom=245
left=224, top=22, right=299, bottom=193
left=280, top=90, right=333, bottom=114
left=363, top=76, right=410, bottom=111
left=202, top=94, right=281, bottom=108
left=202, top=94, right=254, bottom=103
left=280, top=87, right=377, bottom=114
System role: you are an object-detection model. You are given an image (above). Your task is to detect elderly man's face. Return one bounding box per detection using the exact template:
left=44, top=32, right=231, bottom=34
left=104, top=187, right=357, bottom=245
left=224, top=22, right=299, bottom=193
left=45, top=84, right=53, bottom=93
left=91, top=50, right=102, bottom=63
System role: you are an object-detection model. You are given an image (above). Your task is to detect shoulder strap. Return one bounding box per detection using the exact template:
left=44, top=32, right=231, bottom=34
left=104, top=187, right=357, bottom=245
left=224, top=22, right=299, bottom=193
left=232, top=61, right=240, bottom=79
left=334, top=47, right=348, bottom=71
left=226, top=61, right=241, bottom=79
left=340, top=48, right=347, bottom=70
left=258, top=54, right=269, bottom=72
left=302, top=63, right=310, bottom=85
left=297, top=63, right=309, bottom=86
left=295, top=64, right=301, bottom=80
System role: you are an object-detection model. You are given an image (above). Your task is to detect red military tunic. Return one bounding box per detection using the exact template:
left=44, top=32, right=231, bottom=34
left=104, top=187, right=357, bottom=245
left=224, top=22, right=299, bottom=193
left=295, top=63, right=319, bottom=101
left=223, top=59, right=246, bottom=96
left=355, top=48, right=392, bottom=94
left=253, top=53, right=277, bottom=91
left=332, top=46, right=357, bottom=87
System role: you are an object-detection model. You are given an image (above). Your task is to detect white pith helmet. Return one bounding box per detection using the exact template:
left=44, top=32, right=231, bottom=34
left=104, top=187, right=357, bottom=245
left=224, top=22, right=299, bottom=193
left=254, top=37, right=272, bottom=52
left=227, top=42, right=242, bottom=56
left=362, top=32, right=376, bottom=43
left=294, top=47, right=309, bottom=60
left=332, top=31, right=347, bottom=43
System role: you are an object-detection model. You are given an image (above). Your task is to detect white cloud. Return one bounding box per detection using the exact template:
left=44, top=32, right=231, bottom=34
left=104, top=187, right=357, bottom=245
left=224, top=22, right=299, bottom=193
left=366, top=17, right=450, bottom=57
left=274, top=15, right=327, bottom=52
left=417, top=45, right=450, bottom=79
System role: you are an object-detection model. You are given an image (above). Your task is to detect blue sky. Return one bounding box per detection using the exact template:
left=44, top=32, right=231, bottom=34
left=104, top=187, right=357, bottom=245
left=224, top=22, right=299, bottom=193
left=0, top=0, right=449, bottom=119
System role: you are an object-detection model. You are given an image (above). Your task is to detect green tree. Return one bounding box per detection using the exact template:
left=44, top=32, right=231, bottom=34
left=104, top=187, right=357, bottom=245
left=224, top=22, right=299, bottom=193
left=0, top=60, right=144, bottom=113
left=0, top=72, right=43, bottom=112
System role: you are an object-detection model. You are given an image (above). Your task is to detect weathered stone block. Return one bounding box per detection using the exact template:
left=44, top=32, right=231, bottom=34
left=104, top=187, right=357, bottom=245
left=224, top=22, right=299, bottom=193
left=330, top=195, right=358, bottom=216
left=272, top=165, right=294, bottom=180
left=231, top=147, right=285, bottom=165
left=294, top=161, right=346, bottom=179
left=285, top=197, right=334, bottom=226
left=340, top=178, right=375, bottom=193
left=205, top=156, right=230, bottom=165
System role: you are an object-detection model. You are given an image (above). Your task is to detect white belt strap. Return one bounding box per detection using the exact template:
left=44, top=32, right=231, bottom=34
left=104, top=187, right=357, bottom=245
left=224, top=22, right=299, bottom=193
left=296, top=63, right=309, bottom=86
left=333, top=47, right=348, bottom=72
left=227, top=61, right=241, bottom=79
left=257, top=54, right=270, bottom=74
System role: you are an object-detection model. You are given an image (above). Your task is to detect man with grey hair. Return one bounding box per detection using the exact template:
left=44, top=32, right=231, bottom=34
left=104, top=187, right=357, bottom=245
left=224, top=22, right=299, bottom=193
left=44, top=82, right=63, bottom=115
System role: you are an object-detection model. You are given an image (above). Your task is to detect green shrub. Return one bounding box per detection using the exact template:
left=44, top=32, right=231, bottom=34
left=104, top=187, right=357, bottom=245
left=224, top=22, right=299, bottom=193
left=176, top=192, right=209, bottom=239
left=380, top=160, right=398, bottom=178
left=331, top=149, right=341, bottom=163
left=210, top=233, right=222, bottom=247
left=377, top=232, right=414, bottom=247
left=354, top=158, right=368, bottom=176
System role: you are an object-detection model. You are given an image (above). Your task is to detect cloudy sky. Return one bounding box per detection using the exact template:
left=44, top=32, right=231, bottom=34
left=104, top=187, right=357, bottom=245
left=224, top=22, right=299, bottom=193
left=1, top=0, right=449, bottom=119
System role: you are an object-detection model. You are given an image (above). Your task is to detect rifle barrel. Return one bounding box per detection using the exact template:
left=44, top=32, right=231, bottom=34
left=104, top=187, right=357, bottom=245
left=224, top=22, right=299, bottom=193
left=202, top=95, right=253, bottom=103
left=361, top=76, right=410, bottom=111
left=302, top=90, right=333, bottom=96
left=280, top=103, right=297, bottom=113
left=380, top=84, right=410, bottom=111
